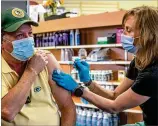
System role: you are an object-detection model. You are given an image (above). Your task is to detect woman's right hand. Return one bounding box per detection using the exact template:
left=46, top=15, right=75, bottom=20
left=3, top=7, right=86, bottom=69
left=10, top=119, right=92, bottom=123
left=74, top=59, right=91, bottom=83
left=27, top=50, right=48, bottom=74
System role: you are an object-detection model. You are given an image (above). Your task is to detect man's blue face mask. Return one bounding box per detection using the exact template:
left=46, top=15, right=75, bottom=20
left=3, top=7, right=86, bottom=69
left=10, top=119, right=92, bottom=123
left=7, top=37, right=35, bottom=61
left=121, top=34, right=139, bottom=54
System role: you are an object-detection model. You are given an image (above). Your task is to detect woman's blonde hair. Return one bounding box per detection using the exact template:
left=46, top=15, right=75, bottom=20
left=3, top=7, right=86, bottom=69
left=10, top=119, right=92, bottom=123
left=122, top=6, right=158, bottom=70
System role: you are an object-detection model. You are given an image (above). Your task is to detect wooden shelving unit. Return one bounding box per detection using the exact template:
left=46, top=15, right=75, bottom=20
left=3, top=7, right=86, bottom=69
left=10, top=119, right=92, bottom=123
left=32, top=10, right=126, bottom=34
left=35, top=44, right=122, bottom=50
left=58, top=61, right=131, bottom=65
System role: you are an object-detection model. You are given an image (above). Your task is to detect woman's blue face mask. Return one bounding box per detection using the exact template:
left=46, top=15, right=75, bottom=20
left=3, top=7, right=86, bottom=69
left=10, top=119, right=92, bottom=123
left=5, top=37, right=35, bottom=61
left=121, top=34, right=139, bottom=54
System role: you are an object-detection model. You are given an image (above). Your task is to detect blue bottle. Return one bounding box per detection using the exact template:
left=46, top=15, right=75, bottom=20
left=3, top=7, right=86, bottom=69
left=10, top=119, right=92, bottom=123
left=113, top=114, right=119, bottom=126
left=86, top=109, right=92, bottom=126
left=76, top=107, right=82, bottom=126
left=80, top=108, right=87, bottom=126
left=75, top=29, right=80, bottom=45
left=70, top=30, right=75, bottom=46
left=35, top=34, right=39, bottom=47
left=108, top=114, right=113, bottom=126
left=92, top=111, right=97, bottom=126
left=97, top=110, right=103, bottom=126
left=103, top=112, right=109, bottom=126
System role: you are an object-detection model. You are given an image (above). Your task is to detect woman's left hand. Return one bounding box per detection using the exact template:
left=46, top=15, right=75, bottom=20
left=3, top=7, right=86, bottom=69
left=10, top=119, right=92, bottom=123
left=52, top=70, right=78, bottom=92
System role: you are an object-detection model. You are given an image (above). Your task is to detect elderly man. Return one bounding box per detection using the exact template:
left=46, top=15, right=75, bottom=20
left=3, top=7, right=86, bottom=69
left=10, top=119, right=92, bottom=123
left=1, top=7, right=76, bottom=126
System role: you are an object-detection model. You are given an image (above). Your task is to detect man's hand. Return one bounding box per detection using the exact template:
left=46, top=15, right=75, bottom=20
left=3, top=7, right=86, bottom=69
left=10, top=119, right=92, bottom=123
left=52, top=70, right=78, bottom=92
left=74, top=59, right=91, bottom=83
left=27, top=50, right=48, bottom=74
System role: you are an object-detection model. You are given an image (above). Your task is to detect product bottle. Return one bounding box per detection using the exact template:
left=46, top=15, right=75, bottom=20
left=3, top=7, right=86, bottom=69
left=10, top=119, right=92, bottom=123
left=106, top=70, right=110, bottom=81
left=71, top=68, right=77, bottom=80
left=54, top=33, right=59, bottom=46
left=97, top=110, right=103, bottom=126
left=80, top=108, right=86, bottom=126
left=75, top=29, right=80, bottom=46
left=63, top=32, right=68, bottom=45
left=70, top=30, right=75, bottom=46
left=103, top=112, right=109, bottom=126
left=76, top=107, right=82, bottom=126
left=92, top=111, right=97, bottom=126
left=43, top=33, right=46, bottom=47
left=91, top=70, right=94, bottom=81
left=61, top=49, right=65, bottom=61
left=58, top=33, right=63, bottom=45
left=86, top=109, right=92, bottom=126
left=64, top=49, right=69, bottom=61
left=78, top=48, right=87, bottom=60
left=113, top=114, right=119, bottom=126
left=35, top=34, right=39, bottom=47
left=108, top=114, right=113, bottom=126
left=109, top=70, right=114, bottom=80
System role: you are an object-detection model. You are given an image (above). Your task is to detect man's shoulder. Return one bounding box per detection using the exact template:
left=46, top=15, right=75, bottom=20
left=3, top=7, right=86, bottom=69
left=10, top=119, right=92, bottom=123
left=43, top=50, right=60, bottom=75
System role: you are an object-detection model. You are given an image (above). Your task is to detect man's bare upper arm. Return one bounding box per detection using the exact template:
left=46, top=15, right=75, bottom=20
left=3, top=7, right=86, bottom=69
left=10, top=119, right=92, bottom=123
left=46, top=53, right=74, bottom=110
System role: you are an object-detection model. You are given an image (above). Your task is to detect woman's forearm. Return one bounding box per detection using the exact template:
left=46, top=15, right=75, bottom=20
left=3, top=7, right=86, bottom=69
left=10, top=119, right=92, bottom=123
left=82, top=88, right=119, bottom=113
left=88, top=81, right=115, bottom=100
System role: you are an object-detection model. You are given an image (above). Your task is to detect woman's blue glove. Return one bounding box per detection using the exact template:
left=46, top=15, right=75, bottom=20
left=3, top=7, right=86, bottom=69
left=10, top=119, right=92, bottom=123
left=52, top=70, right=78, bottom=92
left=74, top=59, right=91, bottom=83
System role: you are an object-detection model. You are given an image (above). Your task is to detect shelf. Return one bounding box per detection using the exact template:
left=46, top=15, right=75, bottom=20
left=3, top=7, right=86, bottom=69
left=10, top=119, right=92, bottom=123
left=76, top=80, right=120, bottom=86
left=35, top=44, right=122, bottom=50
left=32, top=10, right=126, bottom=34
left=58, top=61, right=130, bottom=65
left=75, top=103, right=142, bottom=114
left=35, top=46, right=56, bottom=50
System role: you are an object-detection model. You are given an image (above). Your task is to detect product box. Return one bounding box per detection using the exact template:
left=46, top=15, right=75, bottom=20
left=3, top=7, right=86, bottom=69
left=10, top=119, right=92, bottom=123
left=118, top=70, right=125, bottom=82
left=107, top=33, right=116, bottom=44
left=116, top=28, right=124, bottom=43
left=97, top=37, right=108, bottom=44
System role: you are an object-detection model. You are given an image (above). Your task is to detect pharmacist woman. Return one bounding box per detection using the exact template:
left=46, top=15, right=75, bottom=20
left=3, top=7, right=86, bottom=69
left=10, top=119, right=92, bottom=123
left=52, top=6, right=158, bottom=126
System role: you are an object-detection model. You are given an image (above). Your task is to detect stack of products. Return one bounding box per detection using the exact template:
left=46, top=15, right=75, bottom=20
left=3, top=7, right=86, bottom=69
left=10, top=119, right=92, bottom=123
left=76, top=107, right=119, bottom=126
left=71, top=69, right=114, bottom=82
left=34, top=29, right=80, bottom=47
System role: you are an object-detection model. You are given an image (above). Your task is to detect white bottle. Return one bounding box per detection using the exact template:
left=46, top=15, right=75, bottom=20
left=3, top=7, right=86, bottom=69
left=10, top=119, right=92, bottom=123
left=70, top=30, right=75, bottom=46
left=91, top=53, right=97, bottom=62
left=64, top=49, right=69, bottom=61
left=106, top=70, right=110, bottom=81
left=61, top=49, right=65, bottom=61
left=71, top=68, right=77, bottom=80
left=103, top=112, right=109, bottom=126
left=102, top=70, right=108, bottom=81
left=86, top=109, right=92, bottom=126
left=109, top=70, right=113, bottom=80
left=108, top=113, right=113, bottom=126
left=91, top=70, right=94, bottom=81
left=97, top=110, right=103, bottom=126
left=113, top=114, right=119, bottom=126
left=93, top=71, right=98, bottom=81
left=92, top=111, right=97, bottom=126
left=76, top=107, right=82, bottom=126
left=110, top=85, right=115, bottom=91
left=106, top=85, right=110, bottom=90
left=78, top=48, right=87, bottom=60
left=75, top=29, right=80, bottom=46
left=80, top=108, right=87, bottom=126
